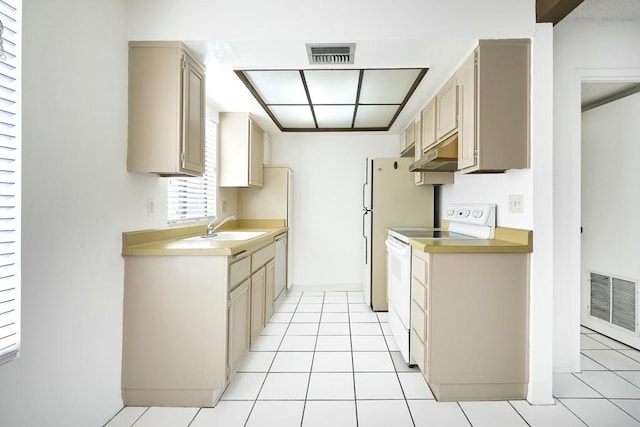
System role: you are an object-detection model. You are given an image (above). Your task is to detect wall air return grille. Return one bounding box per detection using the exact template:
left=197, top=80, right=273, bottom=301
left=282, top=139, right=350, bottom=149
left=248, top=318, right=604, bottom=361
left=590, top=271, right=638, bottom=335
left=590, top=272, right=611, bottom=322
left=306, top=43, right=355, bottom=64
left=613, top=277, right=636, bottom=332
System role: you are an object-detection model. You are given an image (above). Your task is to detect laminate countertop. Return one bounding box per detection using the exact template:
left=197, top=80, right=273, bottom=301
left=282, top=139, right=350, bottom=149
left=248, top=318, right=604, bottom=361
left=409, top=227, right=533, bottom=254
left=122, top=219, right=288, bottom=256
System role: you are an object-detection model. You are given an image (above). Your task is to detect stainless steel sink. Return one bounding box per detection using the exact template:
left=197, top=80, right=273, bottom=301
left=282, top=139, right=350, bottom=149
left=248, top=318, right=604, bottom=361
left=182, top=231, right=269, bottom=241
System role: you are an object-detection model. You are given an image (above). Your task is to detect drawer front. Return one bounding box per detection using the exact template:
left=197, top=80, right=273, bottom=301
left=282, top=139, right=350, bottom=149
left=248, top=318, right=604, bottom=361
left=412, top=254, right=428, bottom=285
left=412, top=278, right=427, bottom=311
left=229, top=257, right=251, bottom=289
left=252, top=242, right=275, bottom=271
left=411, top=329, right=426, bottom=375
left=411, top=301, right=427, bottom=342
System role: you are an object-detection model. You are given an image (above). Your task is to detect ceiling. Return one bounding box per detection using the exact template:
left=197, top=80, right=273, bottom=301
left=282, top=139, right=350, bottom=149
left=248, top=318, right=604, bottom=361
left=564, top=0, right=640, bottom=109
left=140, top=0, right=533, bottom=136
left=125, top=0, right=637, bottom=135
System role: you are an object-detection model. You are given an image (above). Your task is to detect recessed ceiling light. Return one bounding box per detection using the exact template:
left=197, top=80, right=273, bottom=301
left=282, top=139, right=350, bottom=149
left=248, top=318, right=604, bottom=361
left=235, top=68, right=428, bottom=132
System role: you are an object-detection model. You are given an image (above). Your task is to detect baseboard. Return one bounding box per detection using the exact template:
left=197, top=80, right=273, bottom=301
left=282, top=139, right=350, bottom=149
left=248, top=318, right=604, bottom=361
left=289, top=283, right=363, bottom=292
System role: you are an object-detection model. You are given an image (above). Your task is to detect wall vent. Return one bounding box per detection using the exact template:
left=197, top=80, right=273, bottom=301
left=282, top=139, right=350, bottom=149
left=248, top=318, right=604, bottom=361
left=306, top=43, right=355, bottom=64
left=590, top=271, right=638, bottom=335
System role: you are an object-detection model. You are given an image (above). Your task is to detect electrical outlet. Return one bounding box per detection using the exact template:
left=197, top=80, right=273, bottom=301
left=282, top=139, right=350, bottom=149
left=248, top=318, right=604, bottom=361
left=508, top=195, right=524, bottom=213
left=147, top=198, right=155, bottom=216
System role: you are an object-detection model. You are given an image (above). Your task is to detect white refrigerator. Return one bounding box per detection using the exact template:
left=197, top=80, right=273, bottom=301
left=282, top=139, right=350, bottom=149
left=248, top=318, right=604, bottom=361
left=362, top=158, right=434, bottom=311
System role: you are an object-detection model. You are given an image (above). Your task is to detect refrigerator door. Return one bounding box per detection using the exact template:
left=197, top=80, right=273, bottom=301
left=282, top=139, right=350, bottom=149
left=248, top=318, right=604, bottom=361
left=370, top=158, right=434, bottom=311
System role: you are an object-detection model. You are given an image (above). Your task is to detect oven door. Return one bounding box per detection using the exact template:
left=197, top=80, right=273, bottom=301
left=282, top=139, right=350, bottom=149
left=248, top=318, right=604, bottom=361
left=386, top=236, right=413, bottom=363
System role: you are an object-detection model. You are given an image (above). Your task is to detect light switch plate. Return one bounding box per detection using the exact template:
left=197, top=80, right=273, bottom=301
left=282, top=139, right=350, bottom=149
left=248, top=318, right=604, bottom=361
left=508, top=195, right=524, bottom=213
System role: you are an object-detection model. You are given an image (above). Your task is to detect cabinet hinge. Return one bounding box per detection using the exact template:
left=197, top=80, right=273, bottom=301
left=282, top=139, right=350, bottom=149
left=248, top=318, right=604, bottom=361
left=181, top=56, right=187, bottom=70
left=180, top=152, right=185, bottom=165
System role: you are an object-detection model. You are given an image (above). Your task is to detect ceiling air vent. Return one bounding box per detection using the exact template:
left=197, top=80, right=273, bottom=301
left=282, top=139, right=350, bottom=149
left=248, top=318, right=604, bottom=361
left=306, top=43, right=355, bottom=64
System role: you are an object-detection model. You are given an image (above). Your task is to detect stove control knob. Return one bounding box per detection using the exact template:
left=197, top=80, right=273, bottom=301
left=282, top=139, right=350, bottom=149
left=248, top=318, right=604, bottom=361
left=459, top=209, right=470, bottom=217
left=446, top=209, right=455, bottom=217
left=473, top=210, right=483, bottom=218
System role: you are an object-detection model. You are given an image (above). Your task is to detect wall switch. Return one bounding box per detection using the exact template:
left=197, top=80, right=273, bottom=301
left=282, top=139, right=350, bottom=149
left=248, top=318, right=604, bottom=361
left=147, top=198, right=155, bottom=216
left=222, top=200, right=227, bottom=213
left=508, top=195, right=524, bottom=213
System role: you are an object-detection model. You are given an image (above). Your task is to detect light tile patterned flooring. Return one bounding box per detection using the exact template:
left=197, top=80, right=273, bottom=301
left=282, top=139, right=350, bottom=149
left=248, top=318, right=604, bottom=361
left=106, top=290, right=640, bottom=426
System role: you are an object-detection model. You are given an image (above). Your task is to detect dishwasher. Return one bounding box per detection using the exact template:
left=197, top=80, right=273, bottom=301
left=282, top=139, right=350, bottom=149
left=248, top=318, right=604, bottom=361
left=274, top=234, right=287, bottom=300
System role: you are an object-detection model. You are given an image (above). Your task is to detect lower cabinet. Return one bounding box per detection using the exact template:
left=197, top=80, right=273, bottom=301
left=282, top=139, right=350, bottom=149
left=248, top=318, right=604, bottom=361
left=411, top=249, right=529, bottom=401
left=250, top=267, right=266, bottom=344
left=265, top=260, right=275, bottom=321
left=249, top=242, right=276, bottom=343
left=122, top=238, right=279, bottom=408
left=227, top=279, right=250, bottom=382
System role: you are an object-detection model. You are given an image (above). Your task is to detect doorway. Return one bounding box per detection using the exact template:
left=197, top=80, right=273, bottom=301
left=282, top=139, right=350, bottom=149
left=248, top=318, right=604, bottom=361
left=580, top=78, right=640, bottom=351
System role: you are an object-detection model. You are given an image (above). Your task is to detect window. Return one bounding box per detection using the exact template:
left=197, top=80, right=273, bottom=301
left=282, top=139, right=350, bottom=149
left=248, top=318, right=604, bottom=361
left=0, top=0, right=20, bottom=365
left=167, top=115, right=216, bottom=222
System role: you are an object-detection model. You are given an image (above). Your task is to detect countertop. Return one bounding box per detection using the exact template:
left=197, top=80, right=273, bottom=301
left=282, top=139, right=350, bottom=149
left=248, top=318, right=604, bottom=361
left=408, top=227, right=533, bottom=253
left=122, top=219, right=288, bottom=256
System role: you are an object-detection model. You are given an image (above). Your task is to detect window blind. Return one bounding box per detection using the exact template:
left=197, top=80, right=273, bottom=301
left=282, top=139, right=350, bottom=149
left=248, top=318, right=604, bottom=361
left=167, top=116, right=216, bottom=222
left=0, top=0, right=20, bottom=365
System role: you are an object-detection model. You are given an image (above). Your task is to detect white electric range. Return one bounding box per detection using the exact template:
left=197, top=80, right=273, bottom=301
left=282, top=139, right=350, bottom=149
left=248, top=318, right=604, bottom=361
left=385, top=203, right=496, bottom=365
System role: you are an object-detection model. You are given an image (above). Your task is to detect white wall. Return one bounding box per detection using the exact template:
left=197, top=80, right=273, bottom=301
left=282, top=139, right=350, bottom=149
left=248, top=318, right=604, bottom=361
left=580, top=92, right=640, bottom=346
left=271, top=134, right=396, bottom=287
left=0, top=1, right=167, bottom=426
left=440, top=25, right=555, bottom=404
left=441, top=169, right=533, bottom=228
left=553, top=20, right=640, bottom=373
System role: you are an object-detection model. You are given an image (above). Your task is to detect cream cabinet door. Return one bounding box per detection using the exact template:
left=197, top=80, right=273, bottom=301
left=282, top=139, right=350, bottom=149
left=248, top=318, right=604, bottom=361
left=264, top=260, right=275, bottom=322
left=421, top=100, right=436, bottom=153
left=436, top=75, right=458, bottom=141
left=228, top=279, right=250, bottom=381
left=181, top=55, right=205, bottom=175
left=250, top=267, right=266, bottom=343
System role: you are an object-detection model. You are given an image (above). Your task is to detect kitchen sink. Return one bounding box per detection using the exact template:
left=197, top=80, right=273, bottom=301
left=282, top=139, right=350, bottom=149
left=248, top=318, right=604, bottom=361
left=182, top=231, right=269, bottom=241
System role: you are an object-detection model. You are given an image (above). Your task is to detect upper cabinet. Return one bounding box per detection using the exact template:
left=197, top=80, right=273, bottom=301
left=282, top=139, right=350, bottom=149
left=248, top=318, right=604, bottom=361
left=219, top=113, right=265, bottom=188
left=421, top=99, right=436, bottom=154
left=435, top=75, right=458, bottom=143
left=420, top=75, right=458, bottom=155
left=127, top=42, right=205, bottom=177
left=401, top=122, right=415, bottom=157
left=457, top=39, right=530, bottom=173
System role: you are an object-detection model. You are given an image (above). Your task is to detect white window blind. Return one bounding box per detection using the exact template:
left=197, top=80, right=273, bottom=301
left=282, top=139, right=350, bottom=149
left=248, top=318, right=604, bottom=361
left=0, top=0, right=20, bottom=365
left=167, top=116, right=216, bottom=222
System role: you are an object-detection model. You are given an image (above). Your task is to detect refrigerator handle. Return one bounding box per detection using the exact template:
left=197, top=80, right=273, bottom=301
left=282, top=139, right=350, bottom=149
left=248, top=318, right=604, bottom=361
left=362, top=157, right=369, bottom=211
left=362, top=181, right=368, bottom=211
left=362, top=210, right=369, bottom=264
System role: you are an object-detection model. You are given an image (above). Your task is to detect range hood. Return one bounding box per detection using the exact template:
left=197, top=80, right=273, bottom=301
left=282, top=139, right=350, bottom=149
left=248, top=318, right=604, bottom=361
left=409, top=135, right=458, bottom=172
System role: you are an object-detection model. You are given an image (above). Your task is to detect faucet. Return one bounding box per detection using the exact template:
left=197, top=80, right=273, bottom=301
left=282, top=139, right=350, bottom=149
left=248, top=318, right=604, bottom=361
left=207, top=215, right=237, bottom=236
left=206, top=216, right=217, bottom=236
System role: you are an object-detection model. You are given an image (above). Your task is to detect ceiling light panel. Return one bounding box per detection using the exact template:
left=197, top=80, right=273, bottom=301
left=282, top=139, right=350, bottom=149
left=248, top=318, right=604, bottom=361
left=270, top=105, right=316, bottom=128
left=304, top=70, right=360, bottom=104
left=354, top=105, right=400, bottom=128
left=314, top=105, right=355, bottom=128
left=235, top=67, right=427, bottom=131
left=359, top=69, right=422, bottom=104
left=244, top=70, right=308, bottom=104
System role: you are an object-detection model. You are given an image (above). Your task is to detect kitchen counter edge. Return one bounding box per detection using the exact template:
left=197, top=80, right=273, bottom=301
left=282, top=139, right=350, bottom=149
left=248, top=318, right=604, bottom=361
left=122, top=219, right=288, bottom=256
left=409, top=227, right=533, bottom=253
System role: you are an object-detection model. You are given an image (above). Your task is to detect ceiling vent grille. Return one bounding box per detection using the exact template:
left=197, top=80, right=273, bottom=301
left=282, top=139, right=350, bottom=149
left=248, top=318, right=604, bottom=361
left=306, top=43, right=355, bottom=64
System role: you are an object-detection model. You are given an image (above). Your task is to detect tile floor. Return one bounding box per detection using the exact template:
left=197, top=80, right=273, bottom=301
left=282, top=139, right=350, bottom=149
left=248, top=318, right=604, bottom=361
left=106, top=290, right=640, bottom=426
